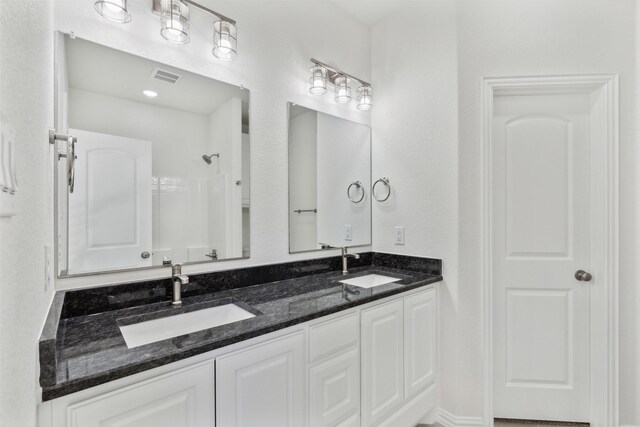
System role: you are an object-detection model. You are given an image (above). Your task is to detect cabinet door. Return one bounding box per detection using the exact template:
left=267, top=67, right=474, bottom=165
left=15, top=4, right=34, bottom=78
left=216, top=332, right=306, bottom=427
left=404, top=288, right=437, bottom=399
left=67, top=360, right=214, bottom=427
left=361, top=299, right=404, bottom=426
left=309, top=349, right=359, bottom=427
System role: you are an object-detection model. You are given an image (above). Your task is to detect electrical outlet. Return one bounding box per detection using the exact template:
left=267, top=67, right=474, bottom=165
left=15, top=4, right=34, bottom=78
left=44, top=244, right=52, bottom=292
left=345, top=224, right=352, bottom=241
left=394, top=226, right=405, bottom=245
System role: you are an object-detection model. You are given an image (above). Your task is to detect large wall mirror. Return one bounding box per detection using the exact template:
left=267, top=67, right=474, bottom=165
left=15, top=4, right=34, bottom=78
left=54, top=33, right=250, bottom=277
left=288, top=103, right=371, bottom=253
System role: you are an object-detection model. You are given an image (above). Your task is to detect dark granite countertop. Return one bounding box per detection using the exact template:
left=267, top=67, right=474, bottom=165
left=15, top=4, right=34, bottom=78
left=39, top=253, right=442, bottom=401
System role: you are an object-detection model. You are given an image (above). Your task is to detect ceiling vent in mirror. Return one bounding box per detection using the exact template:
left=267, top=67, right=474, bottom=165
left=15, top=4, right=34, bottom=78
left=151, top=68, right=183, bottom=84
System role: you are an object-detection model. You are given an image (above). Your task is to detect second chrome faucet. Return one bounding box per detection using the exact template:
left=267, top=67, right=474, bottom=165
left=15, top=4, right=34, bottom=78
left=171, top=263, right=189, bottom=306
left=341, top=247, right=360, bottom=275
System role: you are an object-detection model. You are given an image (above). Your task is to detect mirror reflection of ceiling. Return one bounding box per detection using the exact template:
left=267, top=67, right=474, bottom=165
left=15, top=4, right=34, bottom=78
left=65, top=36, right=249, bottom=122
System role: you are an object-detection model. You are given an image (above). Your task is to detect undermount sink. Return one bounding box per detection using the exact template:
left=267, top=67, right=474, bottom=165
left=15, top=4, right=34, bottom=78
left=119, top=303, right=256, bottom=349
left=339, top=274, right=401, bottom=289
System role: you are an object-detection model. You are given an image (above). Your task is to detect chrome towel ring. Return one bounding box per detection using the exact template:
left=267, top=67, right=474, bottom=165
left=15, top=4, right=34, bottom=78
left=347, top=181, right=365, bottom=203
left=373, top=177, right=391, bottom=202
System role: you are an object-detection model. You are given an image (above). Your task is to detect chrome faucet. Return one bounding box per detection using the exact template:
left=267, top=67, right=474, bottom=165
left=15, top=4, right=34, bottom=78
left=341, top=247, right=360, bottom=275
left=171, top=263, right=189, bottom=306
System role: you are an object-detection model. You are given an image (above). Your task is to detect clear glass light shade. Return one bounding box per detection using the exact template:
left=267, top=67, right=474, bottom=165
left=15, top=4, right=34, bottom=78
left=213, top=20, right=238, bottom=62
left=334, top=75, right=351, bottom=104
left=308, top=65, right=327, bottom=95
left=356, top=85, right=373, bottom=111
left=94, top=0, right=131, bottom=23
left=160, top=0, right=190, bottom=44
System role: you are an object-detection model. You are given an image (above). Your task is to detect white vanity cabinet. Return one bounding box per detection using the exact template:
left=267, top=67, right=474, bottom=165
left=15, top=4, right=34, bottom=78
left=40, top=285, right=437, bottom=427
left=215, top=331, right=306, bottom=427
left=43, top=360, right=215, bottom=427
left=361, top=288, right=438, bottom=426
left=308, top=312, right=360, bottom=427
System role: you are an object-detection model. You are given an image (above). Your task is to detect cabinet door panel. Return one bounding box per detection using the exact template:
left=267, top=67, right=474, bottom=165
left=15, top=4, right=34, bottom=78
left=404, top=288, right=437, bottom=398
left=361, top=299, right=404, bottom=426
left=67, top=361, right=214, bottom=427
left=216, top=332, right=305, bottom=427
left=309, top=349, right=359, bottom=427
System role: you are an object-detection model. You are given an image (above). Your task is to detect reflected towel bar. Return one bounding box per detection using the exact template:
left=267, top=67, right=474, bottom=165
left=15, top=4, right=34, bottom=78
left=294, top=209, right=317, bottom=213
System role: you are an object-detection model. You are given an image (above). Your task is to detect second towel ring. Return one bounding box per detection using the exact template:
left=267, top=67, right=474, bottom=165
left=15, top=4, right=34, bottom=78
left=373, top=177, right=391, bottom=202
left=347, top=181, right=365, bottom=203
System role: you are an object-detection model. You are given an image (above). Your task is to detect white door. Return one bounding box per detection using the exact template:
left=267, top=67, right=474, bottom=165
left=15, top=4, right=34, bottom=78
left=361, top=299, right=404, bottom=426
left=216, top=332, right=306, bottom=427
left=492, top=93, right=591, bottom=421
left=68, top=129, right=152, bottom=274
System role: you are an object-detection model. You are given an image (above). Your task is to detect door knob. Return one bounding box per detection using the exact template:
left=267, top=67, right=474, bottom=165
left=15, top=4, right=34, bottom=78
left=141, top=251, right=151, bottom=259
left=575, top=270, right=592, bottom=282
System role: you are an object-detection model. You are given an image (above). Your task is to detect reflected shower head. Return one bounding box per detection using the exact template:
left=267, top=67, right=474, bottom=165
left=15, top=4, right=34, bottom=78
left=202, top=153, right=220, bottom=165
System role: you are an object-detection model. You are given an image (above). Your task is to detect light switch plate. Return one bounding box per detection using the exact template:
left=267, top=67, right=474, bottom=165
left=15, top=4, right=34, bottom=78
left=345, top=224, right=352, bottom=241
left=394, top=226, right=405, bottom=245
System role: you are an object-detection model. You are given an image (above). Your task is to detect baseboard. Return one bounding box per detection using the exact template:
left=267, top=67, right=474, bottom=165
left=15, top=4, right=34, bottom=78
left=377, top=383, right=437, bottom=427
left=437, top=408, right=484, bottom=427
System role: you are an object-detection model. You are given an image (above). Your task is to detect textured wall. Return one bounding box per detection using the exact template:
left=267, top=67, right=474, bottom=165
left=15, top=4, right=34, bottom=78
left=53, top=0, right=372, bottom=289
left=0, top=2, right=55, bottom=426
left=372, top=0, right=637, bottom=424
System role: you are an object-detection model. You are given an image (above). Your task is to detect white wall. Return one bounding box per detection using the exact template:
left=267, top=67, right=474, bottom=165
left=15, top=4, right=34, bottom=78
left=207, top=97, right=243, bottom=259
left=68, top=88, right=213, bottom=266
left=53, top=0, right=372, bottom=289
left=317, top=112, right=371, bottom=247
left=372, top=0, right=638, bottom=424
left=289, top=109, right=319, bottom=252
left=0, top=2, right=55, bottom=426
left=371, top=0, right=460, bottom=417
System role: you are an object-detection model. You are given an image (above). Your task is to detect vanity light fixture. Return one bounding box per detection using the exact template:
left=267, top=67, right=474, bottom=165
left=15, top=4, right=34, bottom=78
left=356, top=85, right=373, bottom=111
left=308, top=64, right=328, bottom=95
left=213, top=20, right=238, bottom=62
left=308, top=59, right=372, bottom=110
left=96, top=0, right=238, bottom=61
left=160, top=0, right=190, bottom=44
left=94, top=0, right=131, bottom=24
left=334, top=75, right=351, bottom=104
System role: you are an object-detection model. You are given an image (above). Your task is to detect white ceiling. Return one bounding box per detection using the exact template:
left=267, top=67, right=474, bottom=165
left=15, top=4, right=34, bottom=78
left=65, top=36, right=249, bottom=120
left=329, top=0, right=404, bottom=27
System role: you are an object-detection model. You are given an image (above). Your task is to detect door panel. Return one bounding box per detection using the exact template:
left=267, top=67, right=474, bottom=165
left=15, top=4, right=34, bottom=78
left=404, top=289, right=437, bottom=399
left=492, top=93, right=590, bottom=422
left=68, top=128, right=152, bottom=274
left=361, top=300, right=404, bottom=426
left=216, top=332, right=305, bottom=427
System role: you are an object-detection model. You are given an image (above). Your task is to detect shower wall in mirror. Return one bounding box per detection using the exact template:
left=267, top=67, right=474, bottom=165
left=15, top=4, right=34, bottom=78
left=288, top=103, right=371, bottom=253
left=55, top=33, right=250, bottom=276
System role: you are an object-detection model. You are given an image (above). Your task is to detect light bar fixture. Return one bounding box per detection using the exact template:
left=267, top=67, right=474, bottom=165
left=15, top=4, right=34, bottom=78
left=308, top=58, right=372, bottom=111
left=95, top=0, right=238, bottom=62
left=94, top=0, right=131, bottom=23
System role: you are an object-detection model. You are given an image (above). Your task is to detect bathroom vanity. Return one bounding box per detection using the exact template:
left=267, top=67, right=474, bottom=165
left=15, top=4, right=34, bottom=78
left=38, top=253, right=441, bottom=427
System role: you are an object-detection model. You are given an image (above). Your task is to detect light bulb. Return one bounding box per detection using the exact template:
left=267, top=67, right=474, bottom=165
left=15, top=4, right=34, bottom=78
left=356, top=85, right=373, bottom=111
left=213, top=20, right=238, bottom=62
left=160, top=0, right=190, bottom=44
left=309, top=65, right=327, bottom=95
left=334, top=75, right=351, bottom=104
left=94, top=0, right=131, bottom=23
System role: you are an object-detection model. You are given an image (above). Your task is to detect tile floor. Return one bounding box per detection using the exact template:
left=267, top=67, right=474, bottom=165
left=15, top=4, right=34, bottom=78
left=419, top=421, right=588, bottom=427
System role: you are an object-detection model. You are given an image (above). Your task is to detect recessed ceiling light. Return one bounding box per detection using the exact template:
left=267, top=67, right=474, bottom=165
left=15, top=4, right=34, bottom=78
left=143, top=90, right=158, bottom=98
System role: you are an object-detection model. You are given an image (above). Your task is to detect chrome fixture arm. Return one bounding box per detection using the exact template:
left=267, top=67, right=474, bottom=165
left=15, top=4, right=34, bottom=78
left=49, top=128, right=77, bottom=193
left=294, top=208, right=317, bottom=213
left=152, top=0, right=235, bottom=24
left=310, top=58, right=370, bottom=87
left=341, top=247, right=360, bottom=275
left=171, top=263, right=189, bottom=306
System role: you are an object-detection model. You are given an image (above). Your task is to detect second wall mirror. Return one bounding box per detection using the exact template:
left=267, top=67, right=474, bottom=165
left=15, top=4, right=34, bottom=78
left=288, top=103, right=371, bottom=253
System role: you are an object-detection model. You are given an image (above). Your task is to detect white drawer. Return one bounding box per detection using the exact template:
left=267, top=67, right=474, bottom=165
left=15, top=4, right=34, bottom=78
left=309, top=312, right=358, bottom=363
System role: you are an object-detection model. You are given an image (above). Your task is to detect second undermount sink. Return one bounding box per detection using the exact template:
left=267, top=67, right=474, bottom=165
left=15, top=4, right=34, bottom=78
left=119, top=303, right=256, bottom=349
left=339, top=274, right=401, bottom=289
